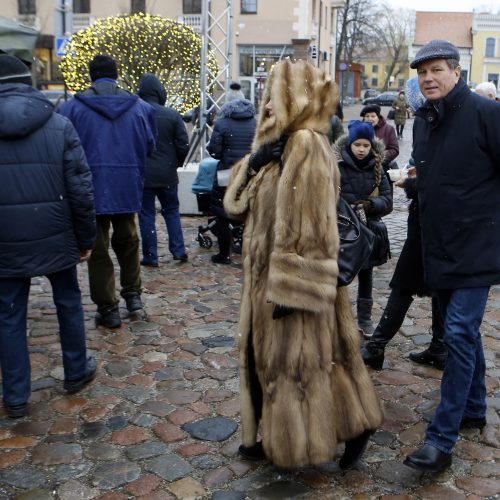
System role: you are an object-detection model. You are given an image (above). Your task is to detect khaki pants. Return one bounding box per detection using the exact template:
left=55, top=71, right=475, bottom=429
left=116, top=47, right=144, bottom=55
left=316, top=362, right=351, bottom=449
left=88, top=214, right=141, bottom=313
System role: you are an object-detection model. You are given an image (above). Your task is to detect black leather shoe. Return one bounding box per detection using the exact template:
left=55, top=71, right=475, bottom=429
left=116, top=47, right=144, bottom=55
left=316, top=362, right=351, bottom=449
left=5, top=403, right=28, bottom=418
left=460, top=416, right=486, bottom=430
left=211, top=254, right=231, bottom=265
left=339, top=430, right=373, bottom=470
left=409, top=349, right=446, bottom=370
left=403, top=444, right=451, bottom=473
left=173, top=254, right=188, bottom=263
left=64, top=357, right=97, bottom=394
left=238, top=441, right=265, bottom=461
left=361, top=345, right=384, bottom=370
left=95, top=307, right=122, bottom=328
left=124, top=294, right=143, bottom=313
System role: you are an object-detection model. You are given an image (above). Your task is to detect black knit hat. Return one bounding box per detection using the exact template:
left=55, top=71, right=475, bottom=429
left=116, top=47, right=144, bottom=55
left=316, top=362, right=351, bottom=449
left=410, top=40, right=460, bottom=69
left=88, top=55, right=118, bottom=81
left=0, top=54, right=32, bottom=85
left=360, top=104, right=381, bottom=118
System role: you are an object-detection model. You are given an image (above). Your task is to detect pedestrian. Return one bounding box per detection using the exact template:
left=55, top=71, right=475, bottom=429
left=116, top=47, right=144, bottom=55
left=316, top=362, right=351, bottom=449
left=225, top=81, right=245, bottom=103
left=207, top=97, right=256, bottom=264
left=360, top=104, right=399, bottom=171
left=137, top=74, right=190, bottom=267
left=0, top=55, right=97, bottom=418
left=474, top=81, right=497, bottom=100
left=403, top=39, right=500, bottom=473
left=59, top=55, right=157, bottom=329
left=334, top=121, right=393, bottom=337
left=361, top=162, right=447, bottom=370
left=392, top=90, right=409, bottom=139
left=224, top=59, right=383, bottom=469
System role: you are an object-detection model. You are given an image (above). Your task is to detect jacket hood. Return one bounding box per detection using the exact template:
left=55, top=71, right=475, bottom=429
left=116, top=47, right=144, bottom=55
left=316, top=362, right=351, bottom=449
left=253, top=59, right=338, bottom=148
left=137, top=73, right=167, bottom=106
left=75, top=92, right=139, bottom=120
left=0, top=84, right=53, bottom=138
left=332, top=134, right=385, bottom=165
left=219, top=98, right=255, bottom=119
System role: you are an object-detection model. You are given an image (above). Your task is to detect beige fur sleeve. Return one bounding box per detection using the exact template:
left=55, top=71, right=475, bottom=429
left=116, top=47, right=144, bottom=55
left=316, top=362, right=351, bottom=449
left=223, top=155, right=251, bottom=217
left=267, top=131, right=340, bottom=313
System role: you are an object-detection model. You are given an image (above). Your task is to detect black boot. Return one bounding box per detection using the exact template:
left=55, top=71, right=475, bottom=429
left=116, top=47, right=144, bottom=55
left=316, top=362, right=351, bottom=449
left=362, top=289, right=413, bottom=370
left=213, top=219, right=231, bottom=264
left=339, top=430, right=373, bottom=469
left=409, top=297, right=447, bottom=370
left=357, top=298, right=374, bottom=338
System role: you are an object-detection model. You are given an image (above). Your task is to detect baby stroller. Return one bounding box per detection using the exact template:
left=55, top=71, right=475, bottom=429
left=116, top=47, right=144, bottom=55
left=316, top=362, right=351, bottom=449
left=191, top=158, right=244, bottom=254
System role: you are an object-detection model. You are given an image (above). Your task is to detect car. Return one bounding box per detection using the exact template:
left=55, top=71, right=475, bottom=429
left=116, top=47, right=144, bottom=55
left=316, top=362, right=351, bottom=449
left=363, top=89, right=378, bottom=99
left=362, top=91, right=398, bottom=106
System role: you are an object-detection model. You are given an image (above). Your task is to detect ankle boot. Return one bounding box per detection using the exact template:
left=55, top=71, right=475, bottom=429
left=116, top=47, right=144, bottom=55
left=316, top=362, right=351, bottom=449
left=357, top=298, right=374, bottom=338
left=361, top=343, right=385, bottom=370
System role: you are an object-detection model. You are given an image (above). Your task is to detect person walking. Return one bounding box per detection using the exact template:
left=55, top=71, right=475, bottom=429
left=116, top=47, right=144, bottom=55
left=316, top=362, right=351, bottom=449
left=0, top=55, right=97, bottom=418
left=403, top=40, right=500, bottom=473
left=224, top=59, right=383, bottom=470
left=392, top=90, right=409, bottom=139
left=361, top=163, right=447, bottom=370
left=59, top=55, right=156, bottom=329
left=334, top=121, right=393, bottom=337
left=207, top=97, right=256, bottom=264
left=137, top=74, right=190, bottom=266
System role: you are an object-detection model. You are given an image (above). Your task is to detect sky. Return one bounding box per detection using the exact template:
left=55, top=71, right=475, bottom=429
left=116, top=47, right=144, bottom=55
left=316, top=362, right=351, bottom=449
left=386, top=0, right=498, bottom=12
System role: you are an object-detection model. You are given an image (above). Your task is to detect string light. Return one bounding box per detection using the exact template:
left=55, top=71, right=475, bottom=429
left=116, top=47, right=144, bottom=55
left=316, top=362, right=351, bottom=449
left=60, top=12, right=218, bottom=112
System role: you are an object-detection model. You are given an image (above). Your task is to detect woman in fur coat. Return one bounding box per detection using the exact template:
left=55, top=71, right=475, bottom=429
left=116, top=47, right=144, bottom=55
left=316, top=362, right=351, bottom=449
left=224, top=59, right=383, bottom=470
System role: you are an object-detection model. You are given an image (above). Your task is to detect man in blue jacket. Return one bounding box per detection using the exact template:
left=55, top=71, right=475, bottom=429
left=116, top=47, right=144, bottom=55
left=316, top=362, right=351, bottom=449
left=59, top=55, right=156, bottom=329
left=137, top=74, right=189, bottom=266
left=0, top=55, right=97, bottom=418
left=403, top=40, right=500, bottom=473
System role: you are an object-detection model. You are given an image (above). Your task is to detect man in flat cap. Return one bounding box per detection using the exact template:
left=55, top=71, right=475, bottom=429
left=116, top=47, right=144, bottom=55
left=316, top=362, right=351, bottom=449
left=403, top=40, right=500, bottom=472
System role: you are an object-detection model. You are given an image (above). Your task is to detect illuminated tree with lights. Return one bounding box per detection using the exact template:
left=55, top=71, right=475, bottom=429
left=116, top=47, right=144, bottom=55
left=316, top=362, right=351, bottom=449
left=60, top=13, right=218, bottom=113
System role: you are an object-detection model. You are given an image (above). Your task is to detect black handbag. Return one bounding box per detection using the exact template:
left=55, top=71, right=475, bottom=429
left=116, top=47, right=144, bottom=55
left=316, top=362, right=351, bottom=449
left=366, top=218, right=391, bottom=267
left=387, top=109, right=395, bottom=120
left=337, top=197, right=375, bottom=287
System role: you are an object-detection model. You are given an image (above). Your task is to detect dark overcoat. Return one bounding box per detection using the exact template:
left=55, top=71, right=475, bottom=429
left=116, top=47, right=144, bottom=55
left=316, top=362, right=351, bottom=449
left=413, top=78, right=500, bottom=290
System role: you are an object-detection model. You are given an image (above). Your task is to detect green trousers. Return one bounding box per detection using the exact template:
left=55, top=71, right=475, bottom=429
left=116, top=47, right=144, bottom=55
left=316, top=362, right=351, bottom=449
left=88, top=214, right=141, bottom=313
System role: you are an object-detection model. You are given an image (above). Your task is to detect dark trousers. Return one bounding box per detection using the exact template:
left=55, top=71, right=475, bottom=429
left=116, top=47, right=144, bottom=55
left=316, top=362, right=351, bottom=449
left=357, top=267, right=373, bottom=300
left=88, top=214, right=141, bottom=313
left=0, top=266, right=87, bottom=406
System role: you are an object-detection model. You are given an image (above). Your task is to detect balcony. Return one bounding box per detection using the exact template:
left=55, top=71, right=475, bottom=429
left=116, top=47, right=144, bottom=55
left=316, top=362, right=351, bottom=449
left=73, top=13, right=95, bottom=33
left=178, top=15, right=202, bottom=32
left=17, top=15, right=40, bottom=31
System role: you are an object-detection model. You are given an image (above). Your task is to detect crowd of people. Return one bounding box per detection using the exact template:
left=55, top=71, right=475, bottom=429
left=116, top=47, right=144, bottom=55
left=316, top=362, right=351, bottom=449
left=1, top=38, right=499, bottom=477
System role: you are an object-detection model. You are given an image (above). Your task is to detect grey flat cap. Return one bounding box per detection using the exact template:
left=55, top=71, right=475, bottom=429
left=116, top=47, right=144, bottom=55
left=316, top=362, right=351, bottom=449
left=410, top=39, right=460, bottom=69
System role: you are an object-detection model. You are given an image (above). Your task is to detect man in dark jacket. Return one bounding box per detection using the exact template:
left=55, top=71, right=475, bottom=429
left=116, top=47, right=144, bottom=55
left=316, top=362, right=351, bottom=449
left=137, top=74, right=190, bottom=266
left=0, top=55, right=97, bottom=418
left=403, top=40, right=500, bottom=473
left=59, top=55, right=156, bottom=329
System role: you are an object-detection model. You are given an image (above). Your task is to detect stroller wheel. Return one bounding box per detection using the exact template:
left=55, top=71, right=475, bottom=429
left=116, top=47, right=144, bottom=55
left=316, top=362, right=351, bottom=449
left=198, top=234, right=213, bottom=249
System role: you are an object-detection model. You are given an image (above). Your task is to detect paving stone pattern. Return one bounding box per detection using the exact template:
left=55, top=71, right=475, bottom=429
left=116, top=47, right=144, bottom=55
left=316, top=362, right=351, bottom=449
left=0, top=112, right=499, bottom=499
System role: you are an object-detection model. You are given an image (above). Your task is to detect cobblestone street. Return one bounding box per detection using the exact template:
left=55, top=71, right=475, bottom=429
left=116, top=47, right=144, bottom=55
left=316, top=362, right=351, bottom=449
left=0, top=114, right=499, bottom=499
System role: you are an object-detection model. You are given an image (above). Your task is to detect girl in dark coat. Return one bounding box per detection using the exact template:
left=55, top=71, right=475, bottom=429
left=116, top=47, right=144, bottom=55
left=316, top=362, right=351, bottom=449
left=361, top=165, right=447, bottom=370
left=334, top=121, right=392, bottom=336
left=207, top=98, right=256, bottom=264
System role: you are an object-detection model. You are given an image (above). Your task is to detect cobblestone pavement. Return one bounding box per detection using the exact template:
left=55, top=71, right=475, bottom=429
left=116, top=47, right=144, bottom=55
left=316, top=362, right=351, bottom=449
left=0, top=117, right=499, bottom=499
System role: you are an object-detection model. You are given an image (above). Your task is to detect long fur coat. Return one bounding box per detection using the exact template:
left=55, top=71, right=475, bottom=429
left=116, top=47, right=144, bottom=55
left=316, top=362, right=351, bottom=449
left=224, top=59, right=383, bottom=469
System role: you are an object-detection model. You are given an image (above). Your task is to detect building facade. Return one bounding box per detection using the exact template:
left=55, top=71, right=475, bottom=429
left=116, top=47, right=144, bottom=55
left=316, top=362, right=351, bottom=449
left=471, top=12, right=500, bottom=91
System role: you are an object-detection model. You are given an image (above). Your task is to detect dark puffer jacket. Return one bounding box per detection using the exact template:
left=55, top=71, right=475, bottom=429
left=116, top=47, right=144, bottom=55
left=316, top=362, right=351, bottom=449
left=207, top=99, right=256, bottom=171
left=0, top=83, right=96, bottom=278
left=138, top=74, right=189, bottom=188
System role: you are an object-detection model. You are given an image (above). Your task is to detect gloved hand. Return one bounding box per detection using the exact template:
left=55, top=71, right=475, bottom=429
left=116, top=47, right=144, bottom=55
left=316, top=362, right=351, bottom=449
left=248, top=135, right=288, bottom=172
left=353, top=199, right=373, bottom=215
left=272, top=304, right=295, bottom=320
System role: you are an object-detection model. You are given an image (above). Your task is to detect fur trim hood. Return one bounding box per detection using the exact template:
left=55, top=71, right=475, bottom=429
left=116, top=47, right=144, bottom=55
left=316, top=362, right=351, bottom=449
left=218, top=98, right=256, bottom=119
left=332, top=133, right=385, bottom=164
left=253, top=59, right=338, bottom=148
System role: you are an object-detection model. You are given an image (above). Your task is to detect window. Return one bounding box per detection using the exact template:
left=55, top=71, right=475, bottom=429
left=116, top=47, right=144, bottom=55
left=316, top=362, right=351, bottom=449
left=73, top=0, right=90, bottom=13
left=183, top=0, right=201, bottom=14
left=488, top=73, right=499, bottom=88
left=461, top=69, right=468, bottom=82
left=131, top=0, right=145, bottom=13
left=372, top=64, right=378, bottom=73
left=241, top=0, right=257, bottom=14
left=18, top=0, right=36, bottom=14
left=485, top=37, right=495, bottom=58
left=398, top=78, right=404, bottom=88
left=371, top=77, right=378, bottom=87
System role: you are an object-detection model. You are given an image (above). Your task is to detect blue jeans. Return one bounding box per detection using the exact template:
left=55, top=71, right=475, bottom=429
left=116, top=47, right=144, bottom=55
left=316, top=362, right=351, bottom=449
left=425, top=286, right=489, bottom=454
left=139, top=186, right=186, bottom=263
left=0, top=266, right=88, bottom=406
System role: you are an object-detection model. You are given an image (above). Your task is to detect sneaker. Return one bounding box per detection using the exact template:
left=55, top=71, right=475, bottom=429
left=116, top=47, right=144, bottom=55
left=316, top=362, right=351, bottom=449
left=64, top=357, right=97, bottom=394
left=140, top=259, right=158, bottom=268
left=95, top=307, right=122, bottom=328
left=5, top=403, right=28, bottom=419
left=124, top=294, right=143, bottom=313
left=211, top=254, right=231, bottom=265
left=173, top=254, right=188, bottom=263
